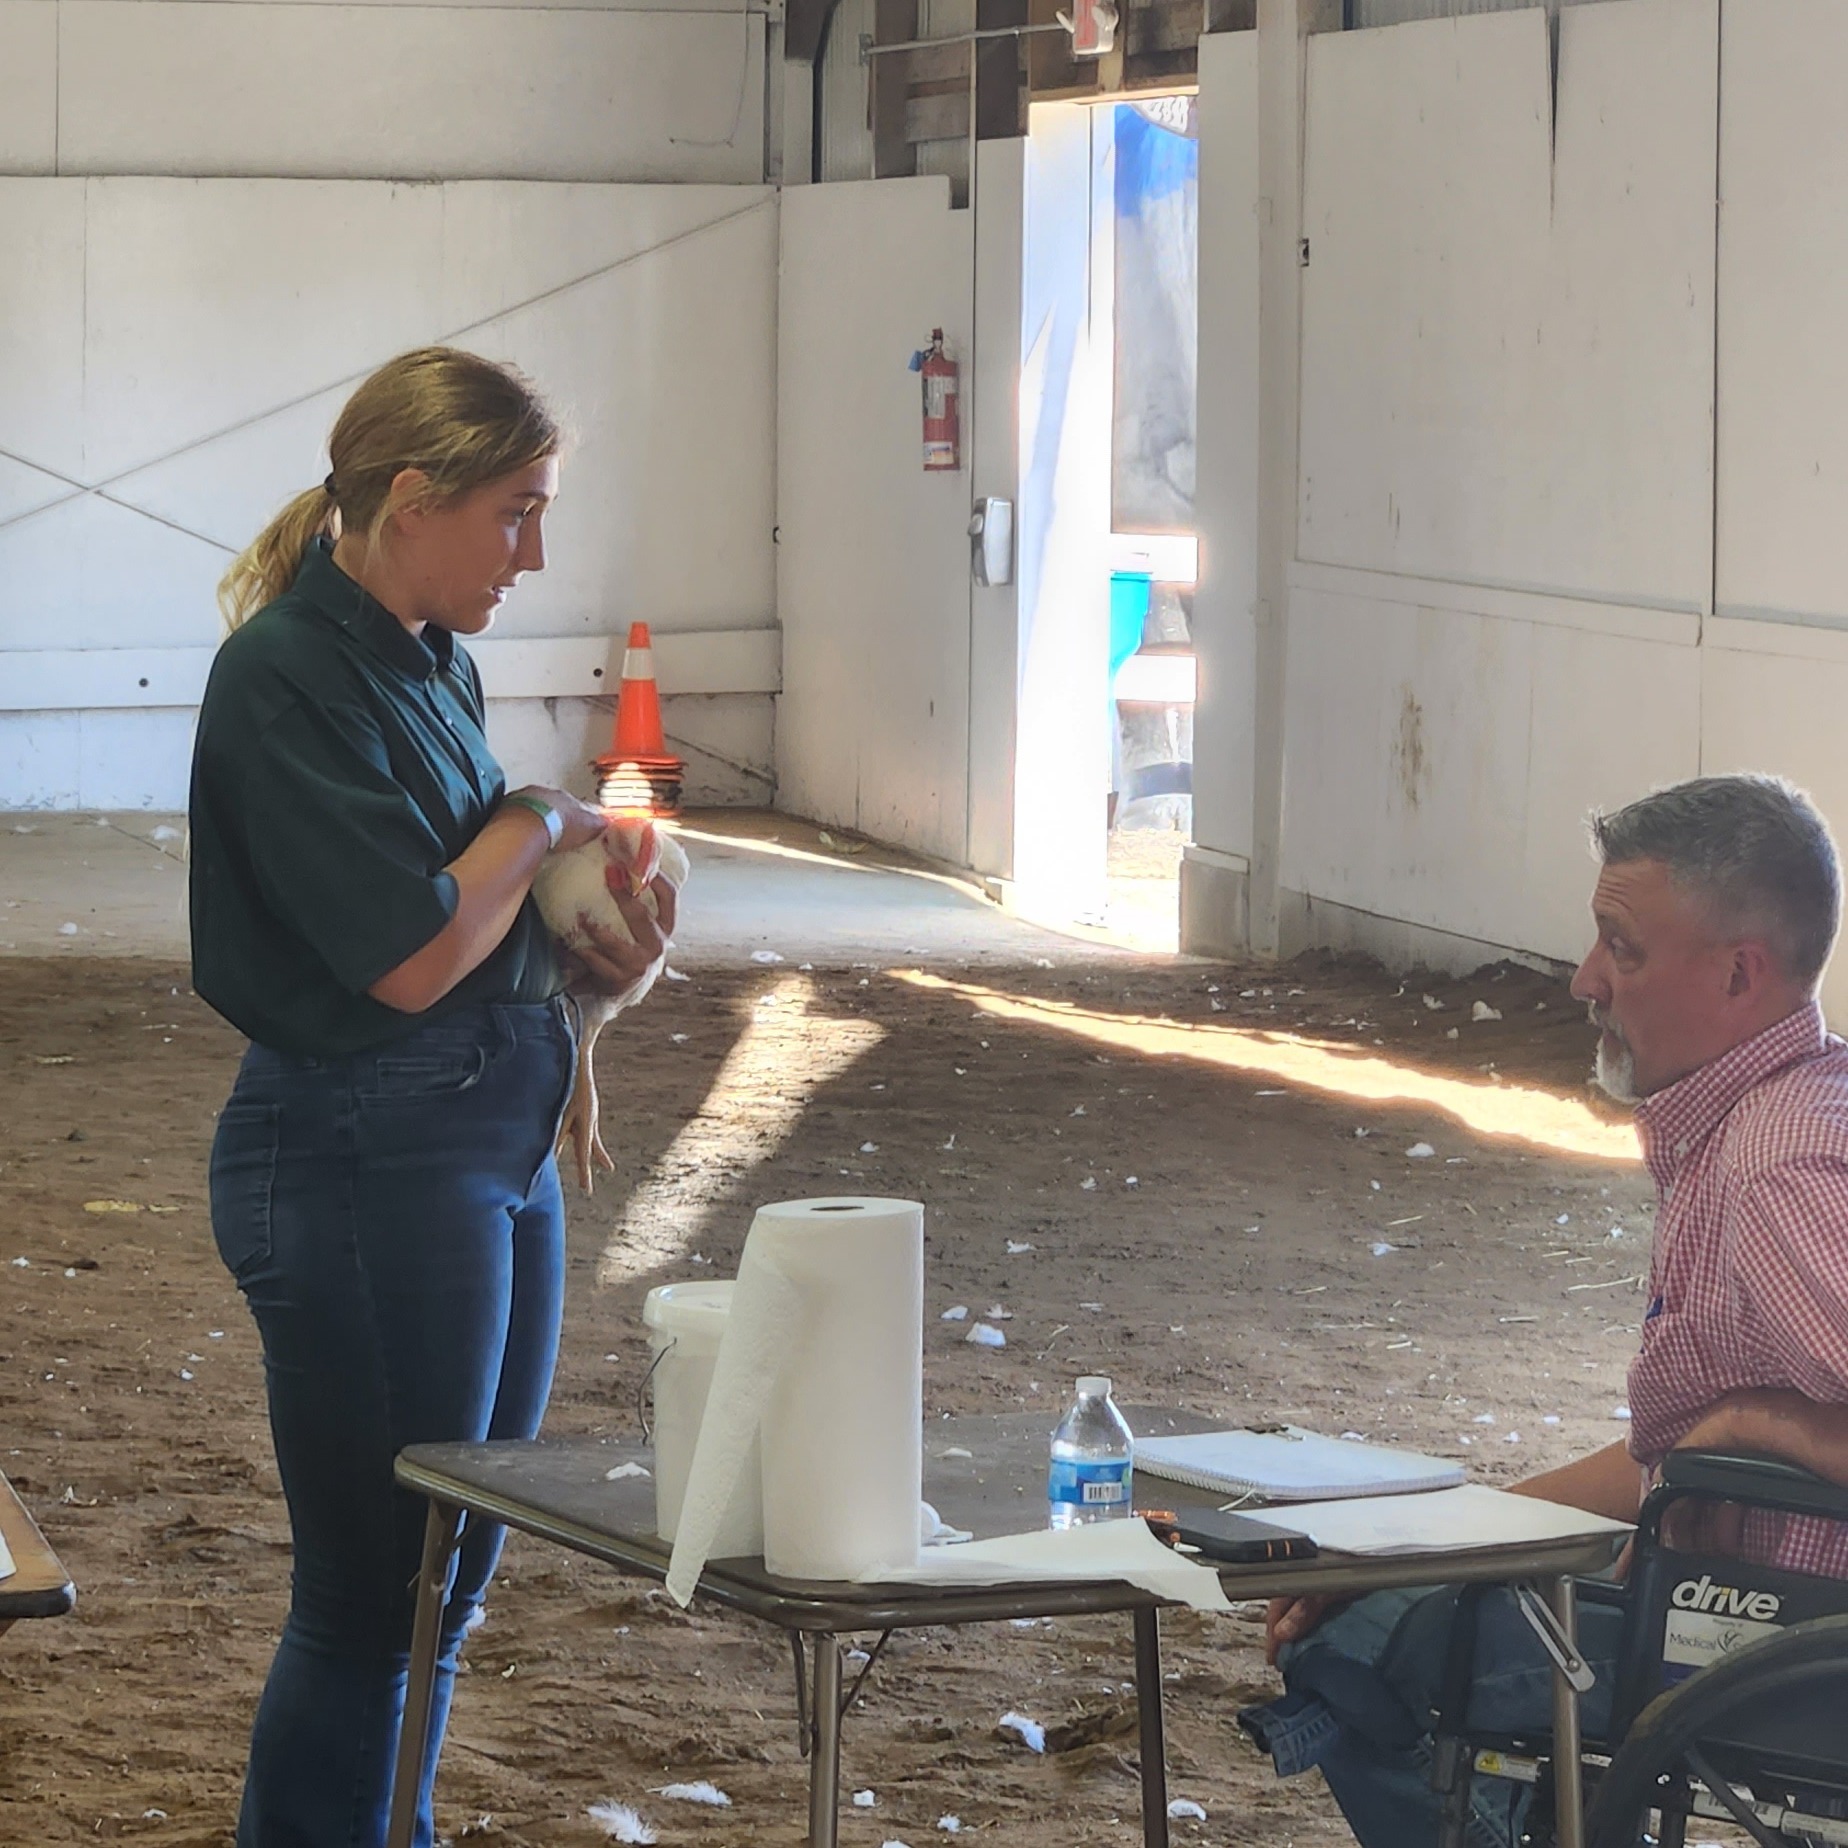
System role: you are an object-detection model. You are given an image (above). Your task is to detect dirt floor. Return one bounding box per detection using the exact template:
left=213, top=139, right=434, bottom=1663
left=0, top=946, right=1654, bottom=1847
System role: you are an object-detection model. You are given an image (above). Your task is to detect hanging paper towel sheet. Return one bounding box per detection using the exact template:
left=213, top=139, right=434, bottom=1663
left=666, top=1197, right=924, bottom=1605
left=857, top=1520, right=1233, bottom=1613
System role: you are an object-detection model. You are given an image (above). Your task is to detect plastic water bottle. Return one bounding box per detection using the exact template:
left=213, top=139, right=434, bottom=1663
left=1048, top=1376, right=1135, bottom=1529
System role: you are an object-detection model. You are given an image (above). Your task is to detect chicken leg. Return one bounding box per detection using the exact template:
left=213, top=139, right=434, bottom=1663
left=557, top=990, right=624, bottom=1194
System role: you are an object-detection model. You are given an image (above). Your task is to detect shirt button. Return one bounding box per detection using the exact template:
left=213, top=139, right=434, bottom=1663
left=1675, top=1139, right=1689, bottom=1157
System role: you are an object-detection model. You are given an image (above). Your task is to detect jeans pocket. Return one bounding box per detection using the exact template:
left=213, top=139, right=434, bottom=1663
left=210, top=1101, right=280, bottom=1281
left=359, top=1041, right=489, bottom=1100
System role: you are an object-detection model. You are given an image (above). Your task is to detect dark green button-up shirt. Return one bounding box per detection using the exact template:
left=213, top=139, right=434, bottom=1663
left=188, top=540, right=560, bottom=1057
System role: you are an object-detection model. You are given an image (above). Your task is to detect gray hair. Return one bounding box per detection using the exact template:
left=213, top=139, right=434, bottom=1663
left=1590, top=774, right=1841, bottom=987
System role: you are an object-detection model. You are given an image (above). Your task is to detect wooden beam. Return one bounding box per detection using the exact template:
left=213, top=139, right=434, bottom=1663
left=907, top=39, right=974, bottom=84
left=1026, top=0, right=1099, bottom=99
left=905, top=90, right=971, bottom=143
left=1127, top=0, right=1205, bottom=54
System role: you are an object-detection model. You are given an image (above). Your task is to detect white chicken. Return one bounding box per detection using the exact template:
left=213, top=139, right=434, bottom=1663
left=531, top=814, right=690, bottom=1193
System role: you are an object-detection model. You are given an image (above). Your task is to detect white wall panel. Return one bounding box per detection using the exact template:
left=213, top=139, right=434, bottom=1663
left=74, top=709, right=198, bottom=810
left=0, top=710, right=198, bottom=811
left=1298, top=0, right=1715, bottom=608
left=0, top=180, right=776, bottom=647
left=966, top=138, right=1027, bottom=881
left=1520, top=620, right=1702, bottom=958
left=1284, top=590, right=1537, bottom=947
left=1714, top=0, right=1848, bottom=626
left=0, top=714, right=81, bottom=809
left=0, top=177, right=777, bottom=806
left=0, top=181, right=86, bottom=496
left=1702, top=624, right=1848, bottom=1020
left=775, top=177, right=974, bottom=866
left=78, top=180, right=447, bottom=489
left=0, top=4, right=57, bottom=174
left=465, top=191, right=779, bottom=639
left=1283, top=588, right=1700, bottom=965
left=56, top=2, right=764, bottom=184
left=1190, top=29, right=1259, bottom=863
left=0, top=495, right=227, bottom=651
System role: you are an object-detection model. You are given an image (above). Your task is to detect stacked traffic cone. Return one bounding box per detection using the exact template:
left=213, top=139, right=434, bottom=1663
left=594, top=622, right=684, bottom=817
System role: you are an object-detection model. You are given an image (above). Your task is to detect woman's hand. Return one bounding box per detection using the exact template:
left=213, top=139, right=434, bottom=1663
left=569, top=884, right=671, bottom=997
left=614, top=870, right=678, bottom=944
left=509, top=786, right=608, bottom=853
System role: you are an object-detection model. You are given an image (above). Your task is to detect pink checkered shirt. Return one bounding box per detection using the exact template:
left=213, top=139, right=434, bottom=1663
left=1629, top=1000, right=1848, bottom=1578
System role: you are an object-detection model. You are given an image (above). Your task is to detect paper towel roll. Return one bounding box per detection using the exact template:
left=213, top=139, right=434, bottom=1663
left=665, top=1197, right=923, bottom=1603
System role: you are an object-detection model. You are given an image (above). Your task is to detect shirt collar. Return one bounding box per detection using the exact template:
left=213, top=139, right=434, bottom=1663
left=293, top=539, right=454, bottom=682
left=1634, top=1000, right=1829, bottom=1188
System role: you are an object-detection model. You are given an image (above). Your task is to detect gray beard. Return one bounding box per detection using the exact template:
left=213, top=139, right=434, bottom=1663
left=1593, top=1033, right=1640, bottom=1105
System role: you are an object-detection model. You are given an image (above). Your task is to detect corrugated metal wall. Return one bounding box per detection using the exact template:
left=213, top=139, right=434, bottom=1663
left=816, top=0, right=973, bottom=190
left=817, top=0, right=877, bottom=181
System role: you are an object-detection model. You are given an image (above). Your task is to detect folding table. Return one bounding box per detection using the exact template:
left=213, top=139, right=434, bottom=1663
left=0, top=1469, right=77, bottom=1641
left=387, top=1411, right=1623, bottom=1848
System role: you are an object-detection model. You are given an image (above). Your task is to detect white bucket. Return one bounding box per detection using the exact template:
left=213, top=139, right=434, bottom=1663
left=642, top=1280, right=764, bottom=1557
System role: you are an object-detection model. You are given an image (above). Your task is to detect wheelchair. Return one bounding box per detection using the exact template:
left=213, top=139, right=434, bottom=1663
left=1429, top=1449, right=1848, bottom=1848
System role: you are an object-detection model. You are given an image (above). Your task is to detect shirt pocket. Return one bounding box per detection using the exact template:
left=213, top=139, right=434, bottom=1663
left=358, top=1040, right=489, bottom=1101
left=209, top=1101, right=280, bottom=1281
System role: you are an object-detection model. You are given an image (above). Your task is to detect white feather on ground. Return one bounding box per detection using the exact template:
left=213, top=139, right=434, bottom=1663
left=531, top=816, right=691, bottom=1192
left=655, top=1781, right=731, bottom=1806
left=585, top=1799, right=657, bottom=1843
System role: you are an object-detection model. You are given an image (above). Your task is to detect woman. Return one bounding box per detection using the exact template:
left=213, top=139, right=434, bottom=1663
left=189, top=346, right=673, bottom=1848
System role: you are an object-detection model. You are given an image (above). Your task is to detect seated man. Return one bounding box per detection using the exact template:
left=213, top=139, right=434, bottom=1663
left=1239, top=772, right=1848, bottom=1848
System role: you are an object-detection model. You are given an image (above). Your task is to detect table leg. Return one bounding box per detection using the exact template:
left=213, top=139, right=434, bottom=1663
left=807, top=1633, right=843, bottom=1848
left=384, top=1499, right=465, bottom=1848
left=1133, top=1606, right=1170, bottom=1848
left=1547, top=1576, right=1585, bottom=1848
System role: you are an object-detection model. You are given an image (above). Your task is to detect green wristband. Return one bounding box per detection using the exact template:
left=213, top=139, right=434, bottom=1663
left=504, top=792, right=564, bottom=850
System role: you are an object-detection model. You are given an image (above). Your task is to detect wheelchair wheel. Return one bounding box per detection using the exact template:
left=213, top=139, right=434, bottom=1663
left=1586, top=1613, right=1848, bottom=1848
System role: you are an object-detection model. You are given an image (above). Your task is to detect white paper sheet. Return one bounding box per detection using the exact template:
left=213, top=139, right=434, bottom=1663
left=1282, top=1484, right=1632, bottom=1557
left=0, top=1526, right=14, bottom=1582
left=857, top=1519, right=1233, bottom=1612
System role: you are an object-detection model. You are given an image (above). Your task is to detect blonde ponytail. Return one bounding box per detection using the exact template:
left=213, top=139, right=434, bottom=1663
left=218, top=484, right=338, bottom=632
left=216, top=347, right=562, bottom=636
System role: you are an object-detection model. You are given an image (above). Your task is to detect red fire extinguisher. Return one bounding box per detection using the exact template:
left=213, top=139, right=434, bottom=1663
left=911, top=329, right=961, bottom=472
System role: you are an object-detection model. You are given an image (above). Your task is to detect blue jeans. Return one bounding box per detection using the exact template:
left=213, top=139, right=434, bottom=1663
left=209, top=999, right=576, bottom=1848
left=1240, top=1584, right=1627, bottom=1848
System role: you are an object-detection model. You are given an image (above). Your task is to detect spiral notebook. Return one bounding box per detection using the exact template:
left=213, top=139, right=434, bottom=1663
left=1133, top=1425, right=1464, bottom=1503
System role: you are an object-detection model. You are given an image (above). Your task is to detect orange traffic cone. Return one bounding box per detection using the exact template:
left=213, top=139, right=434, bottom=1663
left=594, top=622, right=684, bottom=817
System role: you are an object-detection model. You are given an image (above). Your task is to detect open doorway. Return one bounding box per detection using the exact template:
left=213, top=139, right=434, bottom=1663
left=1009, top=93, right=1198, bottom=951
left=1106, top=94, right=1199, bottom=949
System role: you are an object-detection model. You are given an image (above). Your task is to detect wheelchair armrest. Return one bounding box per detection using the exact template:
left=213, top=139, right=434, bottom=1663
left=1650, top=1448, right=1848, bottom=1525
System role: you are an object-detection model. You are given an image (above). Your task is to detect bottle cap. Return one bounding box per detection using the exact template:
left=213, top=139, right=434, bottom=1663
left=1077, top=1375, right=1112, bottom=1398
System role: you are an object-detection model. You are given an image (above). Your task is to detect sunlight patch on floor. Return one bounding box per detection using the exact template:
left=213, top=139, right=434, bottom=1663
left=894, top=972, right=1638, bottom=1164
left=597, top=975, right=886, bottom=1285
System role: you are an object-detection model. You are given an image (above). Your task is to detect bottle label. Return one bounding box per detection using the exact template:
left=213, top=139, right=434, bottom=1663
left=1049, top=1457, right=1132, bottom=1507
